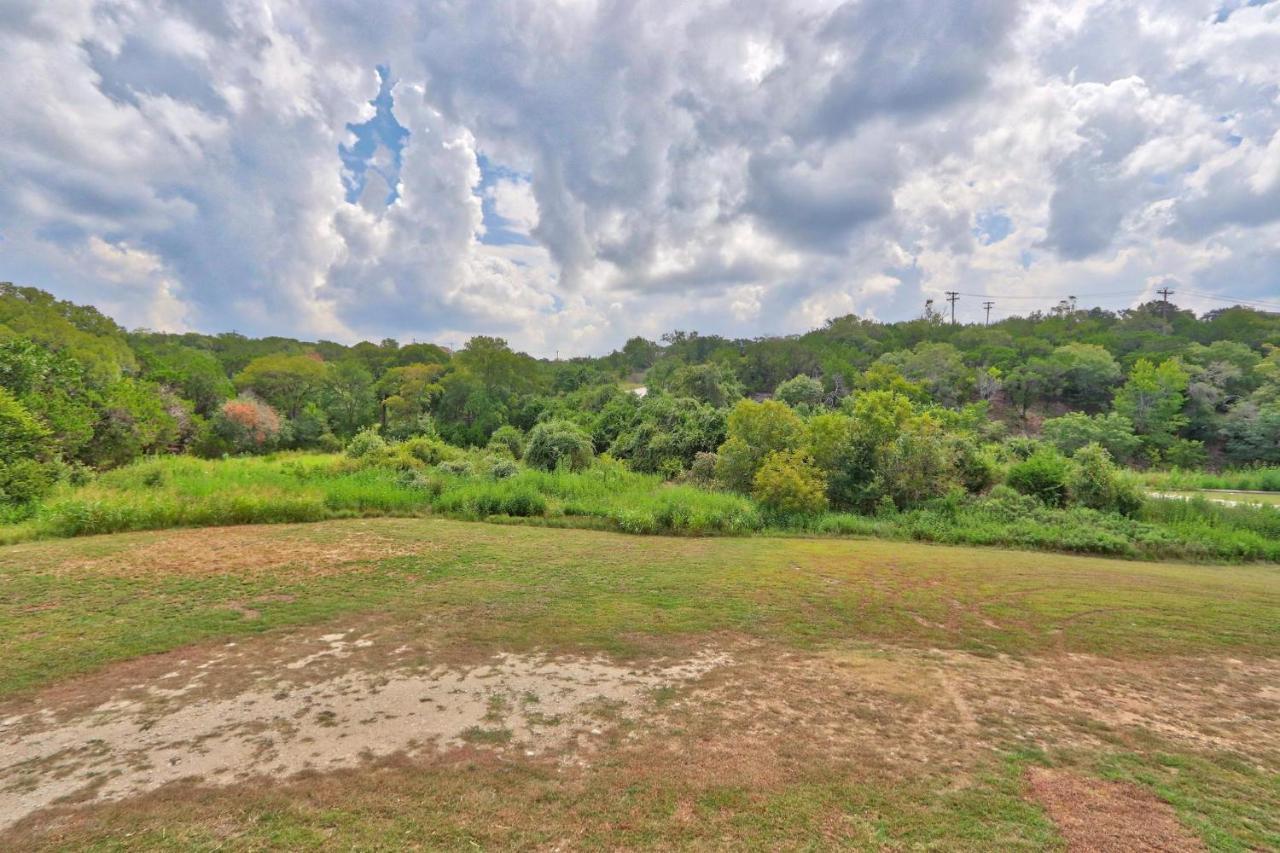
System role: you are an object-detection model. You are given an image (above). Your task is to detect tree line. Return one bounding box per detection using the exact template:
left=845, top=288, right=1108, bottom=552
left=2, top=280, right=1279, bottom=512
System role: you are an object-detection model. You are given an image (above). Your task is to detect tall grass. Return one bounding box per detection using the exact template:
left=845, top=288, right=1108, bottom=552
left=1, top=452, right=1277, bottom=563
left=1140, top=466, right=1280, bottom=492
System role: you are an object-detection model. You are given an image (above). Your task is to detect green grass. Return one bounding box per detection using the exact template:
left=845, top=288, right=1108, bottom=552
left=3, top=518, right=1277, bottom=697
left=1154, top=489, right=1280, bottom=506
left=1141, top=466, right=1280, bottom=492
left=1090, top=752, right=1280, bottom=851
left=2, top=453, right=1278, bottom=563
left=2, top=519, right=1277, bottom=849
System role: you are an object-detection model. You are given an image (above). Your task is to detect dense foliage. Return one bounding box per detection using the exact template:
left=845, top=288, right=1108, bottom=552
left=3, top=282, right=1280, bottom=550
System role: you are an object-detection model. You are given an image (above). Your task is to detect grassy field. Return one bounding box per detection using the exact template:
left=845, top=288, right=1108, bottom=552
left=5, top=453, right=1280, bottom=563
left=1, top=519, right=1278, bottom=849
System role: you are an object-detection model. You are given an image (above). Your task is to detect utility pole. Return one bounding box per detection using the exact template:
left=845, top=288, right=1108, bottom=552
left=1156, top=286, right=1174, bottom=320
left=983, top=300, right=994, bottom=326
left=945, top=291, right=959, bottom=325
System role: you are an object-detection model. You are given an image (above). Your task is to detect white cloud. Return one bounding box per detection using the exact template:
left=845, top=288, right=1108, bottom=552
left=0, top=0, right=1277, bottom=354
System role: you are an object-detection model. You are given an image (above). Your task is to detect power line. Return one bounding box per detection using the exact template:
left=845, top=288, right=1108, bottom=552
left=951, top=289, right=1147, bottom=301
left=1180, top=290, right=1280, bottom=312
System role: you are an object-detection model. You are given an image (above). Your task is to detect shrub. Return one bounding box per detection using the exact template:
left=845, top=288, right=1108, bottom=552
left=400, top=470, right=447, bottom=496
left=686, top=451, right=718, bottom=486
left=0, top=458, right=57, bottom=507
left=345, top=427, right=387, bottom=459
left=1163, top=438, right=1207, bottom=469
left=0, top=388, right=51, bottom=463
left=774, top=374, right=824, bottom=408
left=1006, top=448, right=1071, bottom=507
left=197, top=395, right=283, bottom=456
left=715, top=399, right=806, bottom=491
left=490, top=457, right=519, bottom=479
left=1067, top=443, right=1144, bottom=516
left=752, top=450, right=828, bottom=515
left=400, top=435, right=455, bottom=465
left=486, top=425, right=525, bottom=459
left=437, top=458, right=473, bottom=476
left=524, top=420, right=594, bottom=472
left=950, top=437, right=999, bottom=494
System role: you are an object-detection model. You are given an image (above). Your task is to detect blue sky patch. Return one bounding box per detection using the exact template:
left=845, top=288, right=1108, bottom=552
left=339, top=66, right=409, bottom=206
left=477, top=153, right=537, bottom=246
left=974, top=209, right=1013, bottom=245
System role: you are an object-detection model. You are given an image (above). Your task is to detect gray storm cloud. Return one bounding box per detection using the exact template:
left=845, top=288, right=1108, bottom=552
left=0, top=0, right=1277, bottom=354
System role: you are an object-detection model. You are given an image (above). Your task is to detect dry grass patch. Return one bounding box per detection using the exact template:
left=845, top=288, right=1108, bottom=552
left=1026, top=767, right=1204, bottom=852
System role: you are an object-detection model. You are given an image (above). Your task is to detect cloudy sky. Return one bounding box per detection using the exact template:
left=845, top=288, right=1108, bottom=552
left=1, top=0, right=1278, bottom=355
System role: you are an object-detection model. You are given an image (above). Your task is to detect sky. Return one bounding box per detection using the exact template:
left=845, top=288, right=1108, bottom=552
left=0, top=0, right=1278, bottom=357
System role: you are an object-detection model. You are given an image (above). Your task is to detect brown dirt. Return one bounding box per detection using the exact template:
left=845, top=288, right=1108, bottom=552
left=1026, top=767, right=1205, bottom=852
left=49, top=525, right=438, bottom=578
left=0, top=633, right=728, bottom=832
left=3, top=625, right=1278, bottom=844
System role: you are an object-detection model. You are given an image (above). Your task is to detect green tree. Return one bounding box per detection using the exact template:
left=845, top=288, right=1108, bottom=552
left=83, top=379, right=179, bottom=468
left=323, top=360, right=377, bottom=438
left=1041, top=412, right=1140, bottom=462
left=715, top=400, right=806, bottom=491
left=1037, top=343, right=1122, bottom=410
left=454, top=336, right=533, bottom=393
left=0, top=387, right=50, bottom=463
left=134, top=342, right=233, bottom=416
left=752, top=450, right=828, bottom=515
left=660, top=362, right=744, bottom=407
left=875, top=342, right=973, bottom=407
left=774, top=374, right=824, bottom=408
left=1113, top=358, right=1189, bottom=454
left=234, top=353, right=331, bottom=419
left=376, top=363, right=445, bottom=437
left=1006, top=448, right=1072, bottom=507
left=1066, top=443, right=1143, bottom=515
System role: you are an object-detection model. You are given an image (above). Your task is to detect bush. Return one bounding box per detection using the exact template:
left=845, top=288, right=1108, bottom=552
left=524, top=420, right=594, bottom=472
left=715, top=399, right=806, bottom=491
left=486, top=425, right=525, bottom=459
left=950, top=437, right=999, bottom=494
left=752, top=450, right=828, bottom=515
left=1067, top=443, right=1144, bottom=516
left=345, top=428, right=387, bottom=459
left=774, top=374, right=824, bottom=408
left=197, top=395, right=283, bottom=457
left=686, top=451, right=718, bottom=486
left=0, top=458, right=57, bottom=507
left=1006, top=449, right=1071, bottom=507
left=1163, top=438, right=1207, bottom=469
left=400, top=435, right=455, bottom=465
left=490, top=457, right=519, bottom=479
left=437, top=458, right=473, bottom=476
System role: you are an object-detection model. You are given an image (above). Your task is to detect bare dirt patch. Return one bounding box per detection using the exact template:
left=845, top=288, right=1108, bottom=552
left=49, top=525, right=434, bottom=579
left=0, top=634, right=727, bottom=831
left=1026, top=767, right=1204, bottom=852
left=3, top=627, right=1277, bottom=843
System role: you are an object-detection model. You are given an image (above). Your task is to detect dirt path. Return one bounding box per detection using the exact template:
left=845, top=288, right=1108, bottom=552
left=0, top=630, right=727, bottom=832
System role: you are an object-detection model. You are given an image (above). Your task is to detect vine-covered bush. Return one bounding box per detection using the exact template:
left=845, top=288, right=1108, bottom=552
left=524, top=420, right=594, bottom=472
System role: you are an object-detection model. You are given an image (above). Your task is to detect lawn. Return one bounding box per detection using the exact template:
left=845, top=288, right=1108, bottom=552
left=1, top=519, right=1278, bottom=849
